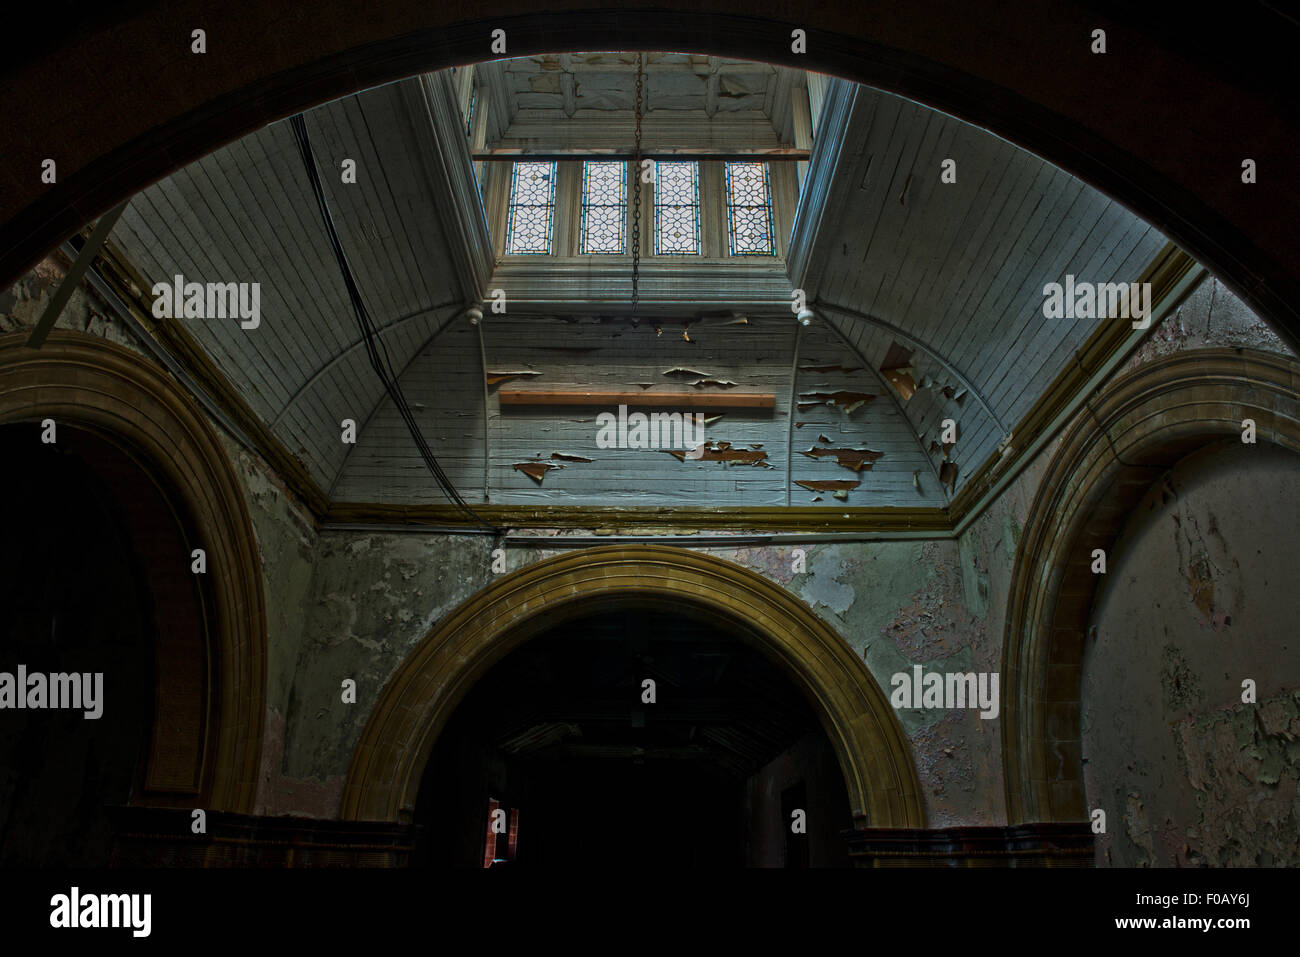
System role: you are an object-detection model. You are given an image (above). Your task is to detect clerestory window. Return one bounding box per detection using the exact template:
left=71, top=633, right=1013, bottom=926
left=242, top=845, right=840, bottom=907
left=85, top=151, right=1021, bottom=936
left=498, top=158, right=785, bottom=259
left=505, top=161, right=558, bottom=255
left=579, top=160, right=628, bottom=254
left=724, top=161, right=775, bottom=255
left=652, top=161, right=701, bottom=255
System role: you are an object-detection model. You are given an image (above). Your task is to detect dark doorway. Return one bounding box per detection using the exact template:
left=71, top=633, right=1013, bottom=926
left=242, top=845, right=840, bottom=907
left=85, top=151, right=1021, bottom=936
left=412, top=609, right=853, bottom=867
left=0, top=423, right=157, bottom=866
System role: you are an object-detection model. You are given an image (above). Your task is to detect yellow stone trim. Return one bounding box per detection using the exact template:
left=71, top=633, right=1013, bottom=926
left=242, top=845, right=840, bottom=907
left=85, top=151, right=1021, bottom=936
left=1001, top=348, right=1300, bottom=823
left=341, top=545, right=924, bottom=828
left=0, top=331, right=266, bottom=813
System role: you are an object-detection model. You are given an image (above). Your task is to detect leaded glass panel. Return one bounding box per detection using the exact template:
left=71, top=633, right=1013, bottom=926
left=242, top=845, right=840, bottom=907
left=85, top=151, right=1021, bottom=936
left=724, top=161, right=775, bottom=255
left=579, top=161, right=627, bottom=254
left=653, top=161, right=701, bottom=255
left=505, top=161, right=557, bottom=255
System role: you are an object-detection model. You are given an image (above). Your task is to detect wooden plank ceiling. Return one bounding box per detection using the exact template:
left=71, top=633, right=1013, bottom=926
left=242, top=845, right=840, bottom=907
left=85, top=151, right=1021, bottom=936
left=108, top=57, right=1166, bottom=511
left=477, top=53, right=799, bottom=149
left=800, top=84, right=1167, bottom=498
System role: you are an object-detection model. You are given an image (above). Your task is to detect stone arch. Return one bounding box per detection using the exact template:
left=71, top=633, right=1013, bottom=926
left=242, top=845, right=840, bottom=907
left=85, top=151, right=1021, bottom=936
left=1001, top=348, right=1300, bottom=824
left=342, top=544, right=924, bottom=828
left=0, top=330, right=266, bottom=812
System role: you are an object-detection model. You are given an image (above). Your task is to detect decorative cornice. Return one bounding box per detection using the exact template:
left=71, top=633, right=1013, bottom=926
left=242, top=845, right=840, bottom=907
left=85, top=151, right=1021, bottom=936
left=108, top=806, right=414, bottom=867
left=486, top=259, right=792, bottom=313
left=847, top=822, right=1094, bottom=867
left=322, top=503, right=952, bottom=535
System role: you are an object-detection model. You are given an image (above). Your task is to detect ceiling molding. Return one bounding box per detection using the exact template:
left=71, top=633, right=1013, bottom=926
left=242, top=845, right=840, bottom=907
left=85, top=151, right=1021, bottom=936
left=499, top=112, right=785, bottom=149
left=487, top=259, right=793, bottom=313
left=406, top=74, right=495, bottom=298
left=786, top=78, right=855, bottom=291
left=322, top=502, right=953, bottom=534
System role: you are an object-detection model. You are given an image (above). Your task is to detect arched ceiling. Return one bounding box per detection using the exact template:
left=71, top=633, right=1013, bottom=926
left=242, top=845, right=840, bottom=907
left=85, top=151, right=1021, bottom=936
left=107, top=55, right=1167, bottom=510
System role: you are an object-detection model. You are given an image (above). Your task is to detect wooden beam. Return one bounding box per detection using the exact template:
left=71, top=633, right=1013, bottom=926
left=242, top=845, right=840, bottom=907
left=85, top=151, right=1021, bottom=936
left=27, top=201, right=127, bottom=349
left=561, top=72, right=576, bottom=118
left=472, top=148, right=810, bottom=161
left=705, top=71, right=719, bottom=117
left=498, top=390, right=775, bottom=409
left=791, top=85, right=813, bottom=188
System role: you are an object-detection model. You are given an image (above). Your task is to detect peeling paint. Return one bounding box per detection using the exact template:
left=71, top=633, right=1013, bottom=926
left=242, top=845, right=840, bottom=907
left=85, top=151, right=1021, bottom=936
left=513, top=461, right=562, bottom=483
left=485, top=370, right=542, bottom=386
left=794, top=479, right=860, bottom=492
left=799, top=445, right=884, bottom=472
left=665, top=441, right=769, bottom=465
left=796, top=390, right=877, bottom=414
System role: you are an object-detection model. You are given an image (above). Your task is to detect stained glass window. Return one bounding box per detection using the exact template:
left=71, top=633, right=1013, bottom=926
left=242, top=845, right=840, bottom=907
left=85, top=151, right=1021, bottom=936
left=505, top=161, right=557, bottom=255
left=579, top=161, right=627, bottom=254
left=724, top=161, right=775, bottom=255
left=653, top=161, right=701, bottom=255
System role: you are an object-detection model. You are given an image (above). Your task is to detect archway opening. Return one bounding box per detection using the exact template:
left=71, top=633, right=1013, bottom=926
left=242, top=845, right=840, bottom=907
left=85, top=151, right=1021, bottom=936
left=0, top=422, right=167, bottom=864
left=412, top=607, right=853, bottom=867
left=0, top=332, right=268, bottom=817
left=1002, top=349, right=1300, bottom=826
left=342, top=545, right=922, bottom=833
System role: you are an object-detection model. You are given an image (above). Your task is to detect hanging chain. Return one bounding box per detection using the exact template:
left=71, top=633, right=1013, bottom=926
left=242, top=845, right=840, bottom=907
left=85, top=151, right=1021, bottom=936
left=630, top=53, right=644, bottom=320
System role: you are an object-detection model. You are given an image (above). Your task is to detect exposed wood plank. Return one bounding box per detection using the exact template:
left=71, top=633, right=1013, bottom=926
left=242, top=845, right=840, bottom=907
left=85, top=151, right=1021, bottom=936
left=498, top=390, right=776, bottom=409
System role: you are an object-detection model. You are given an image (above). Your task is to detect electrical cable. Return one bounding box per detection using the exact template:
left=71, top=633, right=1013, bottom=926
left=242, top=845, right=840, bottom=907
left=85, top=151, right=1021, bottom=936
left=289, top=113, right=496, bottom=530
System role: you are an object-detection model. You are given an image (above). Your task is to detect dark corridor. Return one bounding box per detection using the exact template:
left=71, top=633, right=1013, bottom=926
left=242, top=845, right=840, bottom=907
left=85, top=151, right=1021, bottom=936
left=413, top=609, right=853, bottom=868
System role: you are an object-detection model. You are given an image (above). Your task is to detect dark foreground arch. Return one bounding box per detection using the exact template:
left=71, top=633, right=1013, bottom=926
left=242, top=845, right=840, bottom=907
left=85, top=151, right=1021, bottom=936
left=0, top=4, right=1297, bottom=347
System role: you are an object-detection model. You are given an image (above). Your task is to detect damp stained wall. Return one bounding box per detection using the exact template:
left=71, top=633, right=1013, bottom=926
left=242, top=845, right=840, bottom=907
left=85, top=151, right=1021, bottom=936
left=265, top=532, right=1007, bottom=825
left=1083, top=443, right=1300, bottom=867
